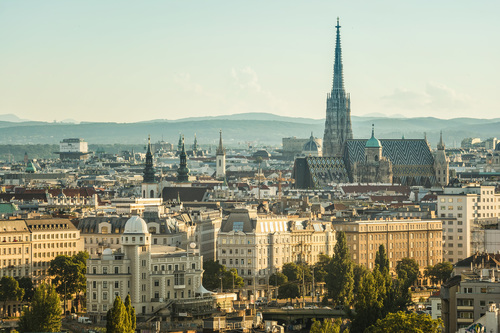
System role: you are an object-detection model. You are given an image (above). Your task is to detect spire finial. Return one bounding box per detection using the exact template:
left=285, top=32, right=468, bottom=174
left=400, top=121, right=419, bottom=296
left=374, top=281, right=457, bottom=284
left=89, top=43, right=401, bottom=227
left=332, top=17, right=344, bottom=93
left=371, top=124, right=375, bottom=138
left=217, top=130, right=225, bottom=155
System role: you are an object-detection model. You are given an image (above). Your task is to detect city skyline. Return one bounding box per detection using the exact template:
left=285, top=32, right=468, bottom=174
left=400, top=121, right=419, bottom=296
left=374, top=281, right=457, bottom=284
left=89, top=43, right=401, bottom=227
left=1, top=1, right=499, bottom=123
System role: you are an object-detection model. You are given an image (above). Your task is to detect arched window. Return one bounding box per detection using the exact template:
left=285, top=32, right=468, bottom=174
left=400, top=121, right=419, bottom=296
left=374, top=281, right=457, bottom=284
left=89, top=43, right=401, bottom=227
left=150, top=190, right=154, bottom=198
left=375, top=155, right=379, bottom=162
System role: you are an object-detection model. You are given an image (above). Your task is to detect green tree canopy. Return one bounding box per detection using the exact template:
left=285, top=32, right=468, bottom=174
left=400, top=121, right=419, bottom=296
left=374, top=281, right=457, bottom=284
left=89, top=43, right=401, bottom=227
left=48, top=251, right=89, bottom=299
left=15, top=277, right=34, bottom=302
left=366, top=311, right=442, bottom=333
left=424, top=262, right=453, bottom=285
left=18, top=284, right=61, bottom=333
left=278, top=283, right=300, bottom=302
left=327, top=231, right=354, bottom=306
left=107, top=296, right=130, bottom=333
left=396, top=258, right=420, bottom=288
left=269, top=272, right=288, bottom=286
left=375, top=245, right=389, bottom=274
left=202, top=260, right=244, bottom=291
left=0, top=276, right=24, bottom=317
left=124, top=295, right=136, bottom=333
left=314, top=254, right=331, bottom=283
left=310, top=318, right=343, bottom=333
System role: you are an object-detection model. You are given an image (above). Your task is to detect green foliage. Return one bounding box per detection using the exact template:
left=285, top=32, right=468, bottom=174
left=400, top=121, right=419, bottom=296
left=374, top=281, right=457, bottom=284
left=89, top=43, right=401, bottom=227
left=18, top=284, right=61, bottom=333
left=282, top=262, right=312, bottom=283
left=107, top=296, right=129, bottom=333
left=277, top=283, right=300, bottom=301
left=269, top=272, right=288, bottom=286
left=366, top=311, right=443, bottom=333
left=353, top=264, right=369, bottom=296
left=396, top=258, right=420, bottom=288
left=15, top=277, right=34, bottom=302
left=351, top=272, right=384, bottom=333
left=375, top=245, right=389, bottom=274
left=424, top=261, right=453, bottom=285
left=310, top=318, right=343, bottom=333
left=124, top=295, right=136, bottom=332
left=327, top=231, right=354, bottom=306
left=48, top=251, right=89, bottom=300
left=0, top=276, right=24, bottom=317
left=202, top=260, right=244, bottom=291
left=314, top=254, right=331, bottom=283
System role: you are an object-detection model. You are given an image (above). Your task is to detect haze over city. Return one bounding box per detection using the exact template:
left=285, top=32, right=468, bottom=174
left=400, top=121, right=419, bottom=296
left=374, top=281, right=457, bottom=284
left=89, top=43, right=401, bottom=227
left=1, top=1, right=499, bottom=123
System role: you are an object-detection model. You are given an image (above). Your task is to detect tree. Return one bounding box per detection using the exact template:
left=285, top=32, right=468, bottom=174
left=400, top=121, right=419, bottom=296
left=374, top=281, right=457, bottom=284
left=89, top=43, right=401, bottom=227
left=269, top=272, right=288, bottom=286
left=16, top=277, right=34, bottom=302
left=278, top=283, right=299, bottom=302
left=351, top=272, right=384, bottom=333
left=314, top=254, right=331, bottom=283
left=366, top=311, right=442, bottom=333
left=424, top=262, right=453, bottom=285
left=18, top=284, right=61, bottom=333
left=327, top=231, right=354, bottom=306
left=202, top=260, right=244, bottom=291
left=124, top=295, right=136, bottom=333
left=353, top=264, right=369, bottom=296
left=375, top=245, right=389, bottom=274
left=396, top=258, right=420, bottom=288
left=310, top=318, right=343, bottom=333
left=48, top=251, right=89, bottom=309
left=107, top=296, right=128, bottom=333
left=0, top=276, right=24, bottom=317
left=282, top=262, right=312, bottom=283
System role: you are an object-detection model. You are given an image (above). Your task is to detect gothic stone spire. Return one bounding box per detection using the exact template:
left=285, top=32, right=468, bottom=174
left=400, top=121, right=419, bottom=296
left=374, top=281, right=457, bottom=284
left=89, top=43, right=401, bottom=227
left=323, top=17, right=353, bottom=157
left=216, top=130, right=225, bottom=155
left=143, top=135, right=156, bottom=183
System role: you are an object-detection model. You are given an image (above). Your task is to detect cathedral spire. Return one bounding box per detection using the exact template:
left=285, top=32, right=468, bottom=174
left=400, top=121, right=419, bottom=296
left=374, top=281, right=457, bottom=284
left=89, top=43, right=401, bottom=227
left=177, top=135, right=190, bottom=182
left=332, top=17, right=345, bottom=93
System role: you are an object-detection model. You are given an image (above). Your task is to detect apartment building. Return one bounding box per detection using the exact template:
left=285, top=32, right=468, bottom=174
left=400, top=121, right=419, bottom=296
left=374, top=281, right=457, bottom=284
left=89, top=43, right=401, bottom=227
left=437, top=184, right=500, bottom=263
left=217, top=208, right=335, bottom=297
left=333, top=218, right=443, bottom=273
left=0, top=218, right=83, bottom=282
left=86, top=216, right=211, bottom=323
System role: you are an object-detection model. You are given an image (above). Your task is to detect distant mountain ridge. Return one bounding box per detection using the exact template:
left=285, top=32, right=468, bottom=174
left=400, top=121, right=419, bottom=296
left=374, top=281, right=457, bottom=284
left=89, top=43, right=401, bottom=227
left=0, top=112, right=498, bottom=148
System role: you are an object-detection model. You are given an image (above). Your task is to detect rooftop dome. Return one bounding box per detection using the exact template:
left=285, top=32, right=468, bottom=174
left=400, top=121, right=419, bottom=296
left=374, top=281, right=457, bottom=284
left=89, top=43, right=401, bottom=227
left=123, top=215, right=148, bottom=234
left=303, top=133, right=320, bottom=152
left=366, top=124, right=382, bottom=148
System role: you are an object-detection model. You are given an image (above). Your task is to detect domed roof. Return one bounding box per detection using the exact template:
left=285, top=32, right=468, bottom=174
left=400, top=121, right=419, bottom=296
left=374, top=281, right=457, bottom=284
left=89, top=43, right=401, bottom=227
left=103, top=248, right=113, bottom=255
left=303, top=133, right=320, bottom=152
left=366, top=124, right=382, bottom=148
left=123, top=215, right=148, bottom=234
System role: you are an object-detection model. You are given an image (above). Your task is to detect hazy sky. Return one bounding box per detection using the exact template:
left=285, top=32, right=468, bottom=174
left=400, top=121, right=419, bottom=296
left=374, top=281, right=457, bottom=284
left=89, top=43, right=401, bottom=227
left=1, top=1, right=499, bottom=123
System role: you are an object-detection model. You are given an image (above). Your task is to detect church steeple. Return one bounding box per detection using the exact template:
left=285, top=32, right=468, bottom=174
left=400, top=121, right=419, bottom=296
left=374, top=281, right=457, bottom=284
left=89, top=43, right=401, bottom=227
left=216, top=130, right=225, bottom=156
left=177, top=136, right=190, bottom=182
left=332, top=17, right=345, bottom=94
left=143, top=135, right=155, bottom=183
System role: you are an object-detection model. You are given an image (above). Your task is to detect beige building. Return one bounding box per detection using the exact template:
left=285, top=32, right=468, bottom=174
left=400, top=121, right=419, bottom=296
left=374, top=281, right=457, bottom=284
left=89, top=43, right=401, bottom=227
left=437, top=184, right=500, bottom=263
left=217, top=208, right=335, bottom=297
left=332, top=218, right=443, bottom=273
left=86, top=216, right=212, bottom=323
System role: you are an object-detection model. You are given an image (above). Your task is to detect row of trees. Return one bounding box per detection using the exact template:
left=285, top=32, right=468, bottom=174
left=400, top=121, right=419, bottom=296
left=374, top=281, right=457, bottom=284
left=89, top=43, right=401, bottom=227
left=106, top=295, right=136, bottom=333
left=203, top=260, right=244, bottom=291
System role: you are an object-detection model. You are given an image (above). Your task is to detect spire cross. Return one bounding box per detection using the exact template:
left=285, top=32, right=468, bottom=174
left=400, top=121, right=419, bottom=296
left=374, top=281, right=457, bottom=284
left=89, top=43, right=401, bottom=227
left=336, top=17, right=341, bottom=30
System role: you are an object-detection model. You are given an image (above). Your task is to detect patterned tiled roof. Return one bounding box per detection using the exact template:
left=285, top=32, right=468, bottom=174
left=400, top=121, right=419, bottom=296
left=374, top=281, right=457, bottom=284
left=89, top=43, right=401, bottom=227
left=345, top=139, right=434, bottom=166
left=306, top=156, right=349, bottom=188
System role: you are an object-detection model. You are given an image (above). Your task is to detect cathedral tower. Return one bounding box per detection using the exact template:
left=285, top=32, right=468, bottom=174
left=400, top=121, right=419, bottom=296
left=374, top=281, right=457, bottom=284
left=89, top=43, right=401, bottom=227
left=323, top=18, right=353, bottom=157
left=434, top=131, right=449, bottom=186
left=142, top=136, right=158, bottom=198
left=216, top=130, right=226, bottom=179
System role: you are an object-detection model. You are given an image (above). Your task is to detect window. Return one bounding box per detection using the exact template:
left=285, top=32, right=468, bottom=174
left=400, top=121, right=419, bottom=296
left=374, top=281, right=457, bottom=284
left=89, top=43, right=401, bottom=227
left=115, top=267, right=119, bottom=274
left=103, top=267, right=108, bottom=274
left=174, top=273, right=185, bottom=286
left=154, top=280, right=159, bottom=287
left=115, top=281, right=119, bottom=288
left=103, top=281, right=108, bottom=289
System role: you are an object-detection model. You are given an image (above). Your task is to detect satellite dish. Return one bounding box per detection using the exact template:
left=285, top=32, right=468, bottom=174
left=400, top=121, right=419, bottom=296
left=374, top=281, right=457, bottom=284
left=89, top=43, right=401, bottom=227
left=189, top=242, right=196, bottom=249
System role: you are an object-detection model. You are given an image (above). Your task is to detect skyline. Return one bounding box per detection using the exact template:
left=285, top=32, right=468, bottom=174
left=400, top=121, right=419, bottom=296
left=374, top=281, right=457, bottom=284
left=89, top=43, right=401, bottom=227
left=1, top=1, right=499, bottom=123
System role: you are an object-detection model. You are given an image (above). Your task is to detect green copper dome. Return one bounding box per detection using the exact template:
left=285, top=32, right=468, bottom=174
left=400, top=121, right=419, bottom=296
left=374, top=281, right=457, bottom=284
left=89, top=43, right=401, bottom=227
left=365, top=124, right=382, bottom=148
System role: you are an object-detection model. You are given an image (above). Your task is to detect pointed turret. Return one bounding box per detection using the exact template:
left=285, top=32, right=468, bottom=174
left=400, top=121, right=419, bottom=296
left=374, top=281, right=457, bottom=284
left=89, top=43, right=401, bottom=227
left=143, top=135, right=155, bottom=183
left=216, top=130, right=226, bottom=179
left=216, top=130, right=225, bottom=156
left=177, top=135, right=190, bottom=182
left=193, top=134, right=198, bottom=153
left=177, top=134, right=183, bottom=153
left=437, top=131, right=445, bottom=150
left=142, top=135, right=158, bottom=198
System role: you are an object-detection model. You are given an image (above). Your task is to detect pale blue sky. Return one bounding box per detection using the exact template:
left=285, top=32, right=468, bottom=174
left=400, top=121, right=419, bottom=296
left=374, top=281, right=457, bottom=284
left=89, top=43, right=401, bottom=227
left=1, top=1, right=499, bottom=122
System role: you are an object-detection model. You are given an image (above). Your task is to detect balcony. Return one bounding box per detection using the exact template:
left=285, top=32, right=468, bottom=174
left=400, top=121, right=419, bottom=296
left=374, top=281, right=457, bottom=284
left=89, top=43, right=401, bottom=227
left=457, top=318, right=474, bottom=324
left=457, top=305, right=474, bottom=311
left=174, top=284, right=185, bottom=289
